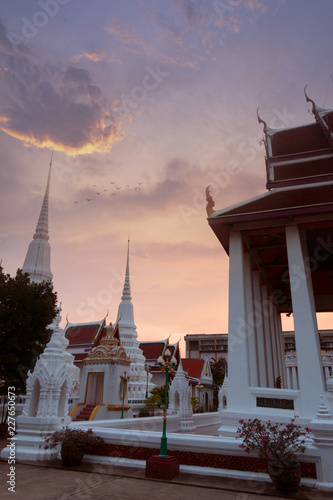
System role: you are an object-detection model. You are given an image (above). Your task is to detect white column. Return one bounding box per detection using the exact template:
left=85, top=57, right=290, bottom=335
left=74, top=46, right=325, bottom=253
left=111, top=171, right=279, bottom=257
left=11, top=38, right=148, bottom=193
left=286, top=365, right=291, bottom=389
left=324, top=366, right=330, bottom=382
left=244, top=252, right=259, bottom=387
left=274, top=308, right=286, bottom=387
left=291, top=366, right=298, bottom=390
left=252, top=271, right=268, bottom=387
left=227, top=230, right=251, bottom=411
left=262, top=285, right=275, bottom=388
left=268, top=299, right=279, bottom=385
left=286, top=225, right=325, bottom=417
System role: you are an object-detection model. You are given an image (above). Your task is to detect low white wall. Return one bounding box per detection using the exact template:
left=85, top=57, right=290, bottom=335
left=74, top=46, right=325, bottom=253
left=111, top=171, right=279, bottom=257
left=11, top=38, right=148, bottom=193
left=80, top=423, right=321, bottom=488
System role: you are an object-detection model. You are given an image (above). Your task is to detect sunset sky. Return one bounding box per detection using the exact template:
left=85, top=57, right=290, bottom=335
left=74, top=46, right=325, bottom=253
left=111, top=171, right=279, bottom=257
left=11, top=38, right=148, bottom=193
left=1, top=0, right=333, bottom=349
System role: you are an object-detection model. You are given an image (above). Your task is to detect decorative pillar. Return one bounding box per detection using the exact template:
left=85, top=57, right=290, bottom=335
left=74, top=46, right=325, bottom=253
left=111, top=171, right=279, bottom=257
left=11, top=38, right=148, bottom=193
left=291, top=366, right=298, bottom=390
left=285, top=225, right=325, bottom=417
left=309, top=396, right=333, bottom=490
left=261, top=285, right=275, bottom=388
left=268, top=298, right=280, bottom=385
left=244, top=252, right=259, bottom=387
left=286, top=365, right=292, bottom=389
left=273, top=307, right=286, bottom=387
left=226, top=230, right=251, bottom=411
left=252, top=271, right=268, bottom=387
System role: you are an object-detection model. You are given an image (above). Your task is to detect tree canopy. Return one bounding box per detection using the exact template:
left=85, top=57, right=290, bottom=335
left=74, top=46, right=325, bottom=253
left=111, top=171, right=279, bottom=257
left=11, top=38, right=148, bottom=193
left=210, top=357, right=227, bottom=398
left=144, top=384, right=170, bottom=416
left=0, top=265, right=57, bottom=397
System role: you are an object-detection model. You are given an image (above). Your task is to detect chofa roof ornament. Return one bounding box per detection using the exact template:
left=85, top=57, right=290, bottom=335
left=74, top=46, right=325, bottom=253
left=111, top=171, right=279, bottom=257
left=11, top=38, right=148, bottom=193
left=205, top=185, right=215, bottom=217
left=304, top=85, right=333, bottom=147
left=257, top=106, right=268, bottom=134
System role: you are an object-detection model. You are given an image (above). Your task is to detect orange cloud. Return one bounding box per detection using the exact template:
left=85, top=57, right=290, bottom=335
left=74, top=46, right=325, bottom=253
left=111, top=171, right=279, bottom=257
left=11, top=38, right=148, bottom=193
left=74, top=51, right=107, bottom=63
left=106, top=22, right=151, bottom=57
left=243, top=0, right=268, bottom=12
left=0, top=121, right=124, bottom=156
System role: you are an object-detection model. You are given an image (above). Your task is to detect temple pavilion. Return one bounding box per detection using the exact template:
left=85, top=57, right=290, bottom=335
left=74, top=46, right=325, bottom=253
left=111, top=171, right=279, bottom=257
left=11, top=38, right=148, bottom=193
left=208, top=88, right=333, bottom=431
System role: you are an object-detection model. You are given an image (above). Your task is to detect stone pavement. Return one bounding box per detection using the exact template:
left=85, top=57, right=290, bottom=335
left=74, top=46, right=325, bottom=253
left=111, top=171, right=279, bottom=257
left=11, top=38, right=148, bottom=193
left=1, top=454, right=333, bottom=500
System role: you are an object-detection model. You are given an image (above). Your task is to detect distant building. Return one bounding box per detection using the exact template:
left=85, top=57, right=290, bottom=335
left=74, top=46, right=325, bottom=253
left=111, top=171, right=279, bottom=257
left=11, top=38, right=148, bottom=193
left=184, top=331, right=333, bottom=389
left=184, top=333, right=228, bottom=362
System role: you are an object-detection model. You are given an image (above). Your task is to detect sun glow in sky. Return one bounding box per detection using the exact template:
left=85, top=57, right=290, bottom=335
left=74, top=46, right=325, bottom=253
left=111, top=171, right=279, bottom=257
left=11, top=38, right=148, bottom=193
left=1, top=0, right=333, bottom=347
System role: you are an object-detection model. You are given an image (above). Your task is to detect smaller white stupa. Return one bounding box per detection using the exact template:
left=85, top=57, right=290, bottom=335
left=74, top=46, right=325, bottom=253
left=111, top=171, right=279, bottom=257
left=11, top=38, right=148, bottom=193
left=168, top=358, right=195, bottom=432
left=1, top=308, right=79, bottom=461
left=116, top=240, right=154, bottom=413
left=218, top=374, right=228, bottom=411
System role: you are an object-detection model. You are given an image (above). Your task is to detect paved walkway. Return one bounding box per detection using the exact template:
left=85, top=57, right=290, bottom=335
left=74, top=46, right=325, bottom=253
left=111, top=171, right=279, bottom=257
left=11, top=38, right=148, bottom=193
left=1, top=455, right=333, bottom=500
left=1, top=439, right=332, bottom=500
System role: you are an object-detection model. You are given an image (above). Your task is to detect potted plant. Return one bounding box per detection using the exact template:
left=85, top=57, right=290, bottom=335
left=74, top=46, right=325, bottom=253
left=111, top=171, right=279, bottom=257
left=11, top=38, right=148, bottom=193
left=236, top=418, right=312, bottom=492
left=44, top=427, right=105, bottom=466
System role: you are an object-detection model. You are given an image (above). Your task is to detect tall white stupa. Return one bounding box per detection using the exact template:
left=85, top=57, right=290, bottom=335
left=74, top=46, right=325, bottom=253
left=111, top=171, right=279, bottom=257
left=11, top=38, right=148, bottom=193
left=22, top=159, right=53, bottom=283
left=116, top=240, right=154, bottom=412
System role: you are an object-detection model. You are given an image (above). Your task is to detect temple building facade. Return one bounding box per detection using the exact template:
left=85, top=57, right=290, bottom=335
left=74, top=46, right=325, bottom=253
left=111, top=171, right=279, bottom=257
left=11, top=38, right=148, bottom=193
left=207, top=88, right=333, bottom=427
left=65, top=241, right=155, bottom=415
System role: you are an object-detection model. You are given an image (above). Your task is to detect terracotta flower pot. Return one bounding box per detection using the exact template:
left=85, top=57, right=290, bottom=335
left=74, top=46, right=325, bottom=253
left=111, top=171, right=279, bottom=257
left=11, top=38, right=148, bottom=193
left=61, top=442, right=85, bottom=466
left=267, top=461, right=302, bottom=492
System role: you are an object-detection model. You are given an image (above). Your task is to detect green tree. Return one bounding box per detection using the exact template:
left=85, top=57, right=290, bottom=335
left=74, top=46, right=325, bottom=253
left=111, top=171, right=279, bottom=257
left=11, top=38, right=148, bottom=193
left=144, top=384, right=170, bottom=416
left=190, top=396, right=203, bottom=413
left=0, top=265, right=57, bottom=422
left=210, top=357, right=227, bottom=398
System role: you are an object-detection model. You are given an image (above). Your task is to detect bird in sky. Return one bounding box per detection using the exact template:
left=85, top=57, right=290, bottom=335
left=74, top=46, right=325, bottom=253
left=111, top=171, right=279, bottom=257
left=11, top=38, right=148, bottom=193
left=93, top=185, right=97, bottom=188
left=104, top=189, right=108, bottom=192
left=110, top=181, right=115, bottom=184
left=86, top=198, right=92, bottom=201
left=96, top=192, right=101, bottom=195
left=74, top=201, right=79, bottom=204
left=111, top=193, right=116, bottom=196
left=135, top=187, right=140, bottom=190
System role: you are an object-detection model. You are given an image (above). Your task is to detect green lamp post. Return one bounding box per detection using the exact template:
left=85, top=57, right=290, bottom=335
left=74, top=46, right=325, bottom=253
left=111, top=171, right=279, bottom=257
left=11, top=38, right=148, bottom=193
left=157, top=348, right=177, bottom=457
left=144, top=363, right=151, bottom=399
left=120, top=372, right=130, bottom=419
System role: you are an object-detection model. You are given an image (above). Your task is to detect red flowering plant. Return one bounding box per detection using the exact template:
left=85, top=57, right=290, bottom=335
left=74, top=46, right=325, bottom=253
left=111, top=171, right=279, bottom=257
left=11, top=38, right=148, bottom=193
left=44, top=427, right=104, bottom=453
left=236, top=418, right=312, bottom=466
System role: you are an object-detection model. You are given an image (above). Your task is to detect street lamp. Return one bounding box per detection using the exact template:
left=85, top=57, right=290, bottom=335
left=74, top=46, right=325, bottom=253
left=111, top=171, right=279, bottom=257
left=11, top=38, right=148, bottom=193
left=157, top=348, right=177, bottom=457
left=196, top=383, right=203, bottom=413
left=120, top=372, right=130, bottom=419
left=144, top=363, right=151, bottom=399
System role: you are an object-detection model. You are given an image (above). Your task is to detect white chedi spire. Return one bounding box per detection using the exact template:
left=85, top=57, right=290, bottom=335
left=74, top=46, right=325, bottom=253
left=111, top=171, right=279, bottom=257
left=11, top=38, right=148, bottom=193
left=116, top=239, right=154, bottom=411
left=22, top=159, right=53, bottom=283
left=122, top=239, right=132, bottom=301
